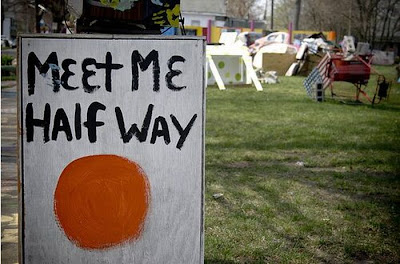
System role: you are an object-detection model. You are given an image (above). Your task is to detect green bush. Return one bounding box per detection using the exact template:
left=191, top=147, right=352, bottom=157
left=1, top=65, right=16, bottom=80
left=1, top=55, right=14, bottom=65
left=1, top=75, right=16, bottom=81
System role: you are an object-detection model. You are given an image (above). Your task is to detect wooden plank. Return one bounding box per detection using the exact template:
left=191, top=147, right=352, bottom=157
left=207, top=55, right=226, bottom=90
left=242, top=56, right=263, bottom=91
left=261, top=53, right=297, bottom=76
left=18, top=35, right=205, bottom=264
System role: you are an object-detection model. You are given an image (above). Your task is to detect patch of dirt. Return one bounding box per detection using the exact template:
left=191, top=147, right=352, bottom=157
left=225, top=161, right=251, bottom=168
left=225, top=161, right=349, bottom=173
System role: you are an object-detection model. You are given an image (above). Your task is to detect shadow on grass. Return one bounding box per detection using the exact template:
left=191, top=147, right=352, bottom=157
left=205, top=260, right=236, bottom=264
left=211, top=173, right=336, bottom=262
left=332, top=99, right=400, bottom=113
left=206, top=162, right=400, bottom=262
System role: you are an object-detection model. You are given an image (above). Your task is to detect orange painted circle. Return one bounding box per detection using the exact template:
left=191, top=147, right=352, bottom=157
left=54, top=155, right=150, bottom=250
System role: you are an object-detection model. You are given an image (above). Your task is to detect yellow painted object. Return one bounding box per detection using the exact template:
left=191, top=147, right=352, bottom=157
left=211, top=27, right=221, bottom=43
left=182, top=26, right=264, bottom=44
left=185, top=26, right=203, bottom=36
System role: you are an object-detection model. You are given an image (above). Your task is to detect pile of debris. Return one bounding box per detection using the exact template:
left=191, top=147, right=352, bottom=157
left=286, top=32, right=335, bottom=77
left=302, top=35, right=391, bottom=105
left=206, top=30, right=395, bottom=97
left=249, top=31, right=336, bottom=79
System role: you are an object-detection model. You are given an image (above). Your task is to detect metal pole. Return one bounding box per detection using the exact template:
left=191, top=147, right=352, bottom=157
left=348, top=7, right=352, bottom=35
left=207, top=19, right=212, bottom=44
left=264, top=0, right=268, bottom=20
left=270, top=0, right=274, bottom=30
left=35, top=0, right=40, bottom=33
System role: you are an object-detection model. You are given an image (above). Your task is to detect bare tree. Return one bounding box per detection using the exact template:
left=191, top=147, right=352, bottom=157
left=378, top=0, right=400, bottom=43
left=249, top=1, right=267, bottom=20
left=294, top=0, right=301, bottom=30
left=352, top=0, right=400, bottom=47
left=274, top=0, right=400, bottom=48
left=273, top=0, right=295, bottom=29
left=226, top=0, right=258, bottom=19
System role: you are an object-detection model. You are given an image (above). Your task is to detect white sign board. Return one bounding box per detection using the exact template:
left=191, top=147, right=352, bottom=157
left=18, top=35, right=205, bottom=264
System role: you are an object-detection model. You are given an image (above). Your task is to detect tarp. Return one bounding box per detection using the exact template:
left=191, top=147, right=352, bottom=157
left=371, top=50, right=395, bottom=65
left=253, top=43, right=297, bottom=69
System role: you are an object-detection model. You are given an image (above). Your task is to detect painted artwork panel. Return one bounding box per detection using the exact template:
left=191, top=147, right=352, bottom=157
left=19, top=35, right=204, bottom=264
left=207, top=55, right=245, bottom=85
left=83, top=0, right=181, bottom=27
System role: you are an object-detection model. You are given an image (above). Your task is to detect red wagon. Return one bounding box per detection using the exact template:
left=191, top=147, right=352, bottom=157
left=304, top=52, right=390, bottom=104
left=328, top=54, right=373, bottom=101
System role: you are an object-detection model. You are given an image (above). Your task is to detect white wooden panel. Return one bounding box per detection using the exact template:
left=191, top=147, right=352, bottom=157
left=18, top=35, right=205, bottom=264
left=207, top=56, right=226, bottom=90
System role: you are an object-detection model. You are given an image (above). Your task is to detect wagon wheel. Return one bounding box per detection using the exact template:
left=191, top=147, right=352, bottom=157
left=354, top=82, right=372, bottom=103
left=372, top=75, right=391, bottom=106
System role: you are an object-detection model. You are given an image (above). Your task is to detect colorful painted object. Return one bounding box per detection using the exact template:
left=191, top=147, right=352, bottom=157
left=54, top=155, right=150, bottom=250
left=83, top=0, right=180, bottom=28
left=206, top=32, right=263, bottom=91
left=207, top=56, right=245, bottom=86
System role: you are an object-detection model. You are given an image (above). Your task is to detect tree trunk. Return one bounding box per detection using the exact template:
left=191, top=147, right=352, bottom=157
left=271, top=0, right=274, bottom=30
left=294, top=0, right=301, bottom=30
left=371, top=1, right=379, bottom=48
left=380, top=0, right=393, bottom=42
left=35, top=0, right=41, bottom=33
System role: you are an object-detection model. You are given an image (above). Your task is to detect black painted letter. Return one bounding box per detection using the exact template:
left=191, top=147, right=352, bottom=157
left=82, top=58, right=100, bottom=93
left=150, top=116, right=171, bottom=145
left=83, top=102, right=106, bottom=143
left=61, top=59, right=78, bottom=90
left=170, top=113, right=197, bottom=150
left=75, top=103, right=82, bottom=140
left=166, top=55, right=186, bottom=91
left=27, top=52, right=60, bottom=95
left=96, top=52, right=123, bottom=92
left=131, top=50, right=160, bottom=91
left=115, top=104, right=153, bottom=143
left=26, top=103, right=51, bottom=142
left=52, top=108, right=73, bottom=141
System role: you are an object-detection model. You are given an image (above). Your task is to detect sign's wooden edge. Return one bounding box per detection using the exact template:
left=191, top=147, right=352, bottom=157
left=17, top=35, right=206, bottom=264
left=200, top=39, right=206, bottom=264
left=17, top=35, right=25, bottom=264
left=18, top=34, right=206, bottom=41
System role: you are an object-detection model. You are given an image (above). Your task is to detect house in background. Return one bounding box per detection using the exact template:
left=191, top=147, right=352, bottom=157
left=181, top=0, right=226, bottom=29
left=180, top=0, right=266, bottom=43
left=2, top=0, right=267, bottom=44
left=1, top=0, right=55, bottom=40
left=1, top=1, right=33, bottom=41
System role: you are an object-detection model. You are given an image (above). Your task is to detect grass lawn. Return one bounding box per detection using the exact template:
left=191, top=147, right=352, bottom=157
left=204, top=65, right=400, bottom=263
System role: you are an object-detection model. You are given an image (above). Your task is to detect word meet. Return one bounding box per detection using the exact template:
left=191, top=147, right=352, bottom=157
left=25, top=49, right=197, bottom=150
